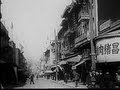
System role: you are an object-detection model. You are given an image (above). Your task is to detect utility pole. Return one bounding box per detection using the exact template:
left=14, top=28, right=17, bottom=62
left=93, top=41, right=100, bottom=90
left=89, top=0, right=96, bottom=71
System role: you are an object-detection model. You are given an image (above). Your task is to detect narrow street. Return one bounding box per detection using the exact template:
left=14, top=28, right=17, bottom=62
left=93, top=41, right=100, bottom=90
left=1, top=0, right=120, bottom=89
left=15, top=78, right=87, bottom=89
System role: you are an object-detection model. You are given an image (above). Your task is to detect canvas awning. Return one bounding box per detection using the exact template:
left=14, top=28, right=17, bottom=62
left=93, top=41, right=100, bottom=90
left=44, top=70, right=53, bottom=73
left=66, top=55, right=82, bottom=63
left=59, top=61, right=67, bottom=65
left=51, top=65, right=63, bottom=71
left=57, top=65, right=63, bottom=70
left=73, top=58, right=90, bottom=68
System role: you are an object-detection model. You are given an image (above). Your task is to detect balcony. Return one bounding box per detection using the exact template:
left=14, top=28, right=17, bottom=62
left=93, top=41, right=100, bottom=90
left=64, top=29, right=71, bottom=37
left=75, top=23, right=89, bottom=44
left=78, top=12, right=90, bottom=22
left=75, top=32, right=87, bottom=45
left=60, top=45, right=70, bottom=56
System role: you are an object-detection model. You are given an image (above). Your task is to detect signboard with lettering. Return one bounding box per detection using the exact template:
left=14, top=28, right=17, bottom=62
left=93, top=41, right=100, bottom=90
left=96, top=37, right=120, bottom=63
left=99, top=20, right=111, bottom=31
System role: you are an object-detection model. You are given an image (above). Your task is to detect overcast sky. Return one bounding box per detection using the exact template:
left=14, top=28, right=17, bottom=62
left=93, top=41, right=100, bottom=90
left=1, top=0, right=72, bottom=62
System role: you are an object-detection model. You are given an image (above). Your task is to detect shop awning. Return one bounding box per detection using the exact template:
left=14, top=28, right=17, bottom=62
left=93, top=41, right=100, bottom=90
left=74, top=58, right=90, bottom=67
left=57, top=65, right=63, bottom=70
left=44, top=70, right=53, bottom=73
left=51, top=65, right=63, bottom=71
left=66, top=55, right=82, bottom=63
left=59, top=61, right=67, bottom=65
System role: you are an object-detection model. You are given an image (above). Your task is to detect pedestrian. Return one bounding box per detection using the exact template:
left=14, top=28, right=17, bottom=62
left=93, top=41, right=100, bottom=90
left=73, top=70, right=80, bottom=87
left=36, top=74, right=39, bottom=80
left=81, top=70, right=87, bottom=85
left=30, top=74, right=35, bottom=84
left=95, top=71, right=100, bottom=88
left=88, top=70, right=98, bottom=88
left=64, top=72, right=68, bottom=83
left=86, top=71, right=97, bottom=88
left=96, top=70, right=103, bottom=88
left=102, top=72, right=114, bottom=88
left=86, top=71, right=92, bottom=88
left=115, top=71, right=120, bottom=88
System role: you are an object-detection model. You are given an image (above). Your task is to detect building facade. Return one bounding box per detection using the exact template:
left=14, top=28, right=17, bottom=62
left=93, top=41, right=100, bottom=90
left=40, top=0, right=120, bottom=86
left=57, top=0, right=120, bottom=85
left=0, top=22, right=18, bottom=86
left=1, top=1, right=27, bottom=86
left=57, top=0, right=97, bottom=82
left=94, top=0, right=120, bottom=75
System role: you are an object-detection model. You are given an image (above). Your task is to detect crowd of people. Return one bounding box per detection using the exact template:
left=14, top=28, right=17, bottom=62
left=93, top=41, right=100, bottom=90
left=84, top=70, right=120, bottom=88
left=26, top=68, right=120, bottom=89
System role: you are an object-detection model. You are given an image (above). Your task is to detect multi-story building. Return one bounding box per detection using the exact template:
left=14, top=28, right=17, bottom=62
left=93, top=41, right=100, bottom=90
left=58, top=0, right=97, bottom=80
left=58, top=0, right=120, bottom=85
left=45, top=49, right=50, bottom=68
left=0, top=1, right=19, bottom=86
left=58, top=1, right=84, bottom=63
left=0, top=22, right=18, bottom=86
left=14, top=48, right=27, bottom=83
left=43, top=40, right=58, bottom=71
left=1, top=1, right=27, bottom=86
left=94, top=0, right=120, bottom=74
left=49, top=40, right=56, bottom=66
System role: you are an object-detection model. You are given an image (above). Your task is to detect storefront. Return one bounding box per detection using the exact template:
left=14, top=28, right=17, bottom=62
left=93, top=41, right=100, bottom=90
left=50, top=65, right=64, bottom=80
left=58, top=55, right=82, bottom=81
left=95, top=34, right=120, bottom=73
left=71, top=49, right=91, bottom=84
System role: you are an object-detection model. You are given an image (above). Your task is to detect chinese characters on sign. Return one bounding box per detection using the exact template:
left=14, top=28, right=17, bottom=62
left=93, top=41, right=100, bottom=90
left=96, top=42, right=119, bottom=55
left=96, top=37, right=120, bottom=63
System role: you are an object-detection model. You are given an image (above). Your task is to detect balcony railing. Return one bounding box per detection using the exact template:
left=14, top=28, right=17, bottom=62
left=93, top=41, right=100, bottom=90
left=78, top=12, right=90, bottom=22
left=75, top=31, right=87, bottom=44
left=60, top=45, right=70, bottom=55
left=64, top=29, right=71, bottom=37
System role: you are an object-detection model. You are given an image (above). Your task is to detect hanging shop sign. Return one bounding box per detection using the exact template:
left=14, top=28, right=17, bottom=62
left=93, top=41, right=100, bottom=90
left=96, top=36, right=120, bottom=63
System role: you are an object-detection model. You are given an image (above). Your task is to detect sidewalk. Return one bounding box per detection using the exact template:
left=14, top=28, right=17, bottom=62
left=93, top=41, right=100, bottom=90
left=41, top=78, right=87, bottom=88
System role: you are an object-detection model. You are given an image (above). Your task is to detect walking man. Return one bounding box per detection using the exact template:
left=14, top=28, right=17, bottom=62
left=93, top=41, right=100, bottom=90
left=73, top=70, right=80, bottom=87
left=102, top=72, right=114, bottom=88
left=30, top=74, right=35, bottom=84
left=64, top=72, right=68, bottom=83
left=36, top=74, right=39, bottom=80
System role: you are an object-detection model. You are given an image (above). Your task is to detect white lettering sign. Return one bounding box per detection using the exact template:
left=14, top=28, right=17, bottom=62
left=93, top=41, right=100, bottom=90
left=96, top=37, right=120, bottom=62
